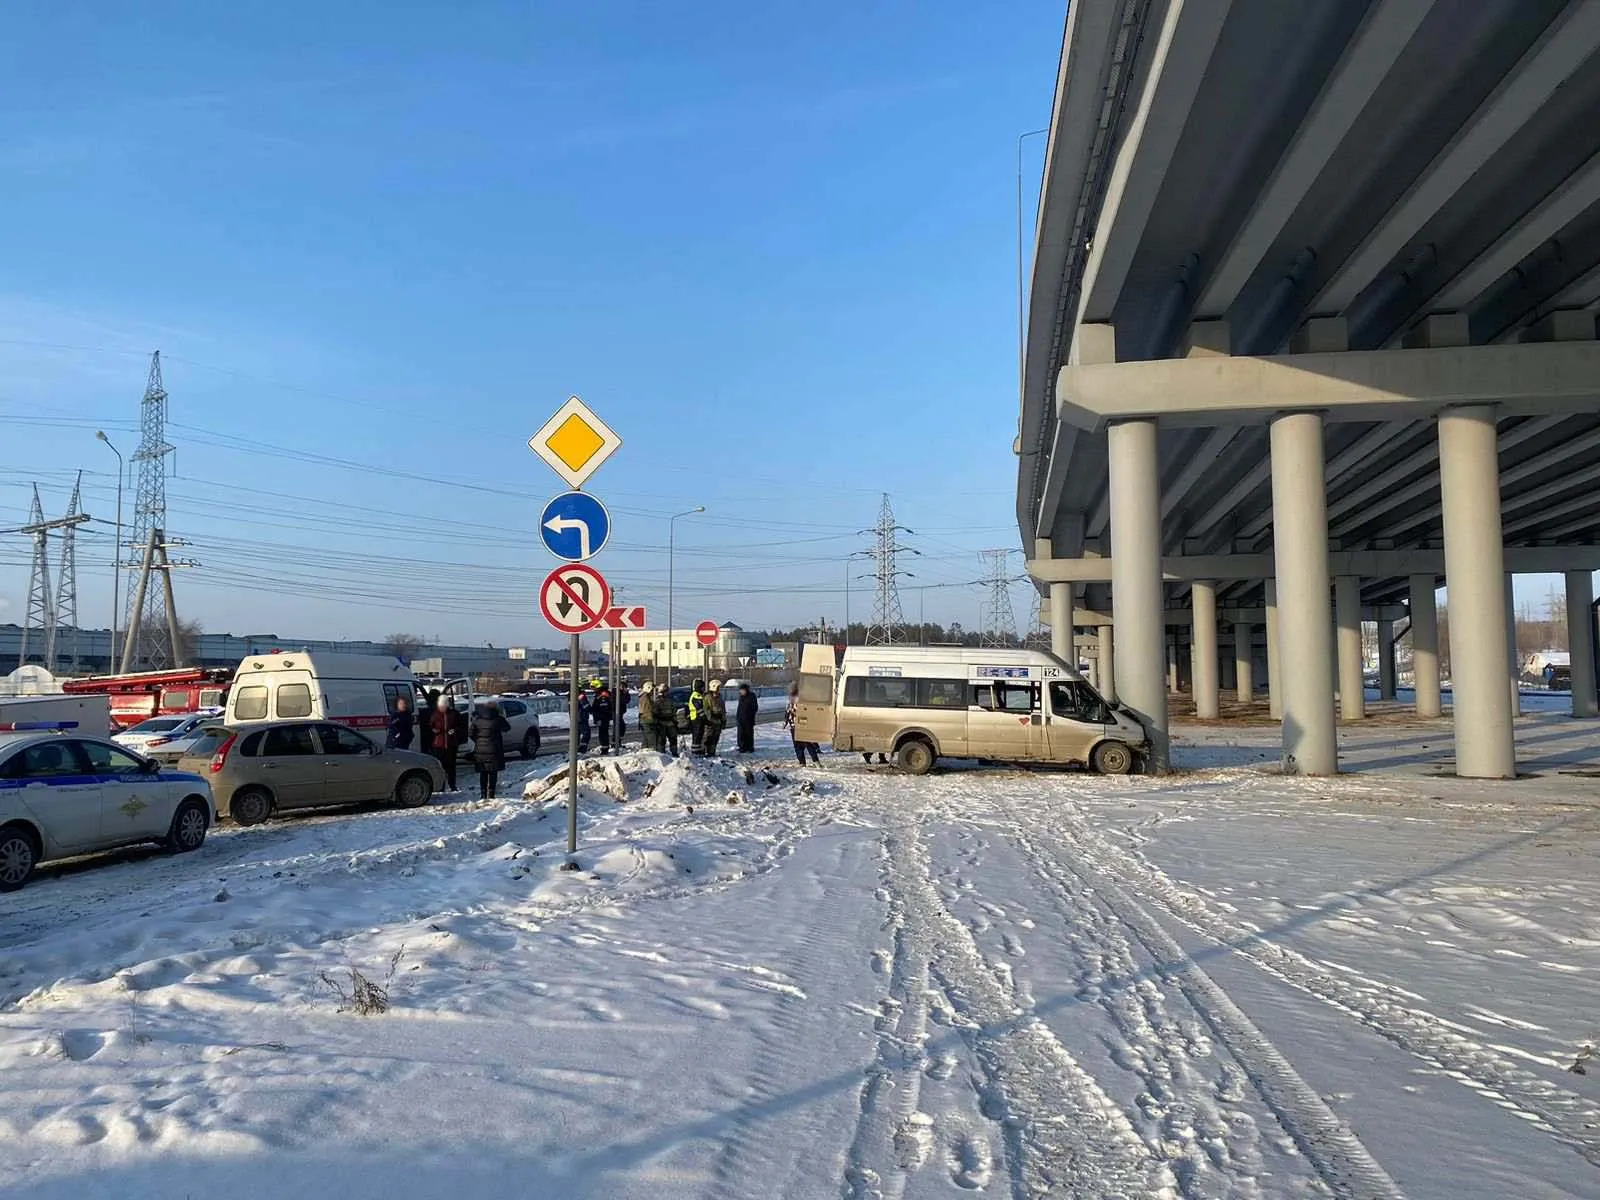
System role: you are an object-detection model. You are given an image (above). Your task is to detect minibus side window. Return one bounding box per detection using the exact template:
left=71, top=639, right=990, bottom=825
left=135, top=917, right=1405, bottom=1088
left=975, top=681, right=1038, bottom=713
left=916, top=679, right=965, bottom=707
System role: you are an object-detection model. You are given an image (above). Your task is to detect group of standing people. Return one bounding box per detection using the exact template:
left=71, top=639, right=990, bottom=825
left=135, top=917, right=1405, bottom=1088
left=574, top=684, right=628, bottom=754
left=385, top=691, right=510, bottom=801
left=635, top=679, right=760, bottom=756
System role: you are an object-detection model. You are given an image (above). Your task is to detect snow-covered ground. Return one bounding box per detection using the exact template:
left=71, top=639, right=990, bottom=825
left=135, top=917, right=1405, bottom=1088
left=3, top=715, right=1598, bottom=1198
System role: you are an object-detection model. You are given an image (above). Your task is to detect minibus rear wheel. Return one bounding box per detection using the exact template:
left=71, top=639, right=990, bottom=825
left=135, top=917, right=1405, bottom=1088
left=896, top=738, right=935, bottom=775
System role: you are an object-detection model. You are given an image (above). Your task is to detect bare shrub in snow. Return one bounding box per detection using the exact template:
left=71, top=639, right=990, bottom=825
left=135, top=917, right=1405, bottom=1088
left=320, top=947, right=405, bottom=1016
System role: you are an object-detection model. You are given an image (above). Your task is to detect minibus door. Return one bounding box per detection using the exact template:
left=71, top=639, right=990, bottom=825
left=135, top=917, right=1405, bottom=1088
left=793, top=644, right=837, bottom=746
left=1044, top=679, right=1109, bottom=764
left=968, top=679, right=1038, bottom=762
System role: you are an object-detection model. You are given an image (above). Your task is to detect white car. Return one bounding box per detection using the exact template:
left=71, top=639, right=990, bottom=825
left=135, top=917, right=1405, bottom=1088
left=452, top=696, right=546, bottom=759
left=0, top=727, right=216, bottom=891
left=115, top=712, right=219, bottom=758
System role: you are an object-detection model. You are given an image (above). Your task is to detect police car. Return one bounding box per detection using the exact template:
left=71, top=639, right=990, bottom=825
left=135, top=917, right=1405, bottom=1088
left=0, top=722, right=216, bottom=892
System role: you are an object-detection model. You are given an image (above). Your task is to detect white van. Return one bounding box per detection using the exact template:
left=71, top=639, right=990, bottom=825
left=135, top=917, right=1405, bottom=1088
left=793, top=644, right=1149, bottom=775
left=0, top=693, right=112, bottom=739
left=225, top=652, right=422, bottom=747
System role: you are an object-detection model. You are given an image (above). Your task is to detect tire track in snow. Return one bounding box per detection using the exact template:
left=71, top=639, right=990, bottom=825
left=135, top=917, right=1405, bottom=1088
left=838, top=829, right=935, bottom=1200
left=1009, top=823, right=1405, bottom=1200
left=872, top=818, right=1174, bottom=1200
left=703, top=837, right=875, bottom=1200
left=1053, top=798, right=1600, bottom=1173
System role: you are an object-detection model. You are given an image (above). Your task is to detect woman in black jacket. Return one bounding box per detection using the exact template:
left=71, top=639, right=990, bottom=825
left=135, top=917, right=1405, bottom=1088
left=472, top=700, right=512, bottom=800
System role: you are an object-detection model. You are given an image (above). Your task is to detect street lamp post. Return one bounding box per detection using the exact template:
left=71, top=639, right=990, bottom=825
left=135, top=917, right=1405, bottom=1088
left=667, top=506, right=705, bottom=688
left=95, top=431, right=124, bottom=671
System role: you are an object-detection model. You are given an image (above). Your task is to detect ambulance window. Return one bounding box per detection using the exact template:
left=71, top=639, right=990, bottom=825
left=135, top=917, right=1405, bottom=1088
left=276, top=683, right=313, bottom=718
left=234, top=685, right=268, bottom=721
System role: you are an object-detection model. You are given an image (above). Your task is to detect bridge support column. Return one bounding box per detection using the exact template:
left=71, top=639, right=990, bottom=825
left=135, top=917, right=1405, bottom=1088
left=1568, top=571, right=1598, bottom=718
left=1409, top=576, right=1442, bottom=718
left=1505, top=575, right=1523, bottom=718
left=1439, top=406, right=1515, bottom=778
left=1233, top=620, right=1254, bottom=703
left=1192, top=581, right=1219, bottom=720
left=1377, top=620, right=1397, bottom=701
left=1265, top=580, right=1282, bottom=719
left=1108, top=419, right=1168, bottom=772
left=1271, top=413, right=1337, bottom=775
left=1098, top=626, right=1116, bottom=703
left=1048, top=582, right=1074, bottom=664
left=1335, top=575, right=1366, bottom=722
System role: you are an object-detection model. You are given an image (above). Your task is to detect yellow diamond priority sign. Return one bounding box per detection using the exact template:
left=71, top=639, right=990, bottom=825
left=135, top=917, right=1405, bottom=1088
left=528, top=396, right=622, bottom=489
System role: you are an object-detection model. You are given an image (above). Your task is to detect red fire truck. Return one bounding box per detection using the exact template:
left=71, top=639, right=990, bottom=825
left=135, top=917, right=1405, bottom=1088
left=61, top=667, right=233, bottom=731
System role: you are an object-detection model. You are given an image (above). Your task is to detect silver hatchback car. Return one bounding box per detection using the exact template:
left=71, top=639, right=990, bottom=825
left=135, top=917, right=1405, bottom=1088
left=177, top=720, right=445, bottom=825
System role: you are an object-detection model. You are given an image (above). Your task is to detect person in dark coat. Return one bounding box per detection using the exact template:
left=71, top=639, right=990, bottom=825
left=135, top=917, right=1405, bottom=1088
left=428, top=696, right=460, bottom=792
left=703, top=680, right=727, bottom=756
left=735, top=683, right=759, bottom=753
left=593, top=688, right=615, bottom=754
left=386, top=696, right=415, bottom=751
left=576, top=689, right=592, bottom=752
left=656, top=687, right=681, bottom=757
left=472, top=700, right=512, bottom=800
left=617, top=685, right=631, bottom=746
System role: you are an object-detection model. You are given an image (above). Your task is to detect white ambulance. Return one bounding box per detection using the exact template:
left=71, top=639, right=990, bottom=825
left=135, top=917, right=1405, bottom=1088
left=224, top=651, right=423, bottom=746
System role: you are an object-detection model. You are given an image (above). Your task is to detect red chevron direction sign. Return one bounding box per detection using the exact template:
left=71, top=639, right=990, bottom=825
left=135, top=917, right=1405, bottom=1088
left=539, top=563, right=611, bottom=634
left=600, top=605, right=646, bottom=630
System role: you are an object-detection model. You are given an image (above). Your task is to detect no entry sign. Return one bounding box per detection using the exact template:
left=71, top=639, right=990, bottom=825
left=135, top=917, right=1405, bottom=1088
left=695, top=620, right=719, bottom=647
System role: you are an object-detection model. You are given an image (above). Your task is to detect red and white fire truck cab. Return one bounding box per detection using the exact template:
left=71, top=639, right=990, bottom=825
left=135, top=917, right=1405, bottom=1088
left=61, top=667, right=233, bottom=731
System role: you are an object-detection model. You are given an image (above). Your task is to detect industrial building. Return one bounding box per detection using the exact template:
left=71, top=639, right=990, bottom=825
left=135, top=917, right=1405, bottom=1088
left=0, top=624, right=547, bottom=682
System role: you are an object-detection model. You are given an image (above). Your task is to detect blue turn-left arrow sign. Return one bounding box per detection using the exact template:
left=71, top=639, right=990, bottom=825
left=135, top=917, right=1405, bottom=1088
left=540, top=491, right=611, bottom=562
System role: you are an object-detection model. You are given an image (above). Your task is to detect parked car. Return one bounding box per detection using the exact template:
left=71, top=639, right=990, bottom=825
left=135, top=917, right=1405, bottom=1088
left=115, top=713, right=204, bottom=754
left=178, top=720, right=445, bottom=826
left=116, top=711, right=223, bottom=763
left=0, top=728, right=214, bottom=892
left=453, top=695, right=544, bottom=759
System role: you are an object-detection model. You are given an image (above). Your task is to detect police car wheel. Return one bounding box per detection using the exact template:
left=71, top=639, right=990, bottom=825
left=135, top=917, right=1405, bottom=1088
left=522, top=730, right=540, bottom=758
left=0, top=825, right=38, bottom=892
left=165, top=799, right=210, bottom=853
left=1091, top=740, right=1133, bottom=775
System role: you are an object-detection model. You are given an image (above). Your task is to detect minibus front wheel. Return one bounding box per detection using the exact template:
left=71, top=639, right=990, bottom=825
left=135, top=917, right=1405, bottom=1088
left=1090, top=740, right=1134, bottom=776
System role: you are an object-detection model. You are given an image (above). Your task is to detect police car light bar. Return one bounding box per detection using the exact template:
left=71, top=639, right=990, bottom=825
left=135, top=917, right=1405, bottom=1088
left=0, top=721, right=80, bottom=732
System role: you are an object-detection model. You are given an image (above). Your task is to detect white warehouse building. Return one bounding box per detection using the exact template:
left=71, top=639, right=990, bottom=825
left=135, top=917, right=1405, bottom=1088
left=617, top=623, right=757, bottom=676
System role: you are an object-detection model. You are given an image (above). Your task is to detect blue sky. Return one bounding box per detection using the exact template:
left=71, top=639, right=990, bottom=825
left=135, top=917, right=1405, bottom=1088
left=0, top=0, right=1067, bottom=651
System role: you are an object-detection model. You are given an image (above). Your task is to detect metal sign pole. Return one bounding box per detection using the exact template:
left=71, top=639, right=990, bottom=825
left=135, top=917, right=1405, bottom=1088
left=566, top=632, right=580, bottom=863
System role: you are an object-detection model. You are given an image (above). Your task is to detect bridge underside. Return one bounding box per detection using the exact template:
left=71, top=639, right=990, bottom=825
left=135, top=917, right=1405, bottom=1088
left=1018, top=0, right=1600, bottom=779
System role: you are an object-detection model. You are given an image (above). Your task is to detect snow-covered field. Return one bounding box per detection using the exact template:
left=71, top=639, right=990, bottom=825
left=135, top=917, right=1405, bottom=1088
left=3, top=715, right=1598, bottom=1198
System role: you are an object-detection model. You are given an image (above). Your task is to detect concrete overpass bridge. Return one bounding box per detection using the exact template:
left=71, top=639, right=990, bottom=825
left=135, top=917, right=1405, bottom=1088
left=1017, top=0, right=1600, bottom=777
